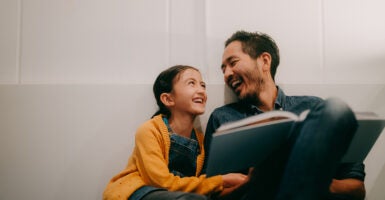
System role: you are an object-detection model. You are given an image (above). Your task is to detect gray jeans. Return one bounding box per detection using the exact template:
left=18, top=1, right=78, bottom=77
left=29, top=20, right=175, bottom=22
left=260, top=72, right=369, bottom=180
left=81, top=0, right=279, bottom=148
left=141, top=190, right=208, bottom=200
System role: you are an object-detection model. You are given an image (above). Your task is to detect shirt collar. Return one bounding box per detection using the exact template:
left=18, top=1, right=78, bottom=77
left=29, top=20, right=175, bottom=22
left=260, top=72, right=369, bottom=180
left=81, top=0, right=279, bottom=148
left=275, top=86, right=286, bottom=110
left=243, top=86, right=286, bottom=114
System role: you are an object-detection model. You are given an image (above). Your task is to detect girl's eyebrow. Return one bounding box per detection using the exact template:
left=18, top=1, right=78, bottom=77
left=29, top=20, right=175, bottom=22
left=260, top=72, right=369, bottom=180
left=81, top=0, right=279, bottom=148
left=185, top=77, right=195, bottom=81
left=183, top=77, right=197, bottom=84
left=185, top=77, right=205, bottom=85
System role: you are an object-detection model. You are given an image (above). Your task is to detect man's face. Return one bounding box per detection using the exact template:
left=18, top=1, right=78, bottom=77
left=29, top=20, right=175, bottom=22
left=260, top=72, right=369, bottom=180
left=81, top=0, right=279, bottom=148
left=221, top=41, right=265, bottom=101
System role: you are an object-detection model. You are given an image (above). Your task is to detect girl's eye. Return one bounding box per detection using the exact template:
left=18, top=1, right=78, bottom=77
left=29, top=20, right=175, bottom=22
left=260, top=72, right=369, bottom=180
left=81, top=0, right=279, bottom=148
left=201, top=83, right=206, bottom=89
left=188, top=81, right=195, bottom=86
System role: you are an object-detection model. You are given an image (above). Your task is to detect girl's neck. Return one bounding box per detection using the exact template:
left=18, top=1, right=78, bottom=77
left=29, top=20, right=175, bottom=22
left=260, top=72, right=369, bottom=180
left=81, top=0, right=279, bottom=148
left=168, top=113, right=195, bottom=138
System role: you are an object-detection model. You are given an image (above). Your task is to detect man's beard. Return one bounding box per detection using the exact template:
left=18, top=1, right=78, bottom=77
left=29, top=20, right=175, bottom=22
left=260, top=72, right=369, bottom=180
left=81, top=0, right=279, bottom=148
left=237, top=75, right=265, bottom=106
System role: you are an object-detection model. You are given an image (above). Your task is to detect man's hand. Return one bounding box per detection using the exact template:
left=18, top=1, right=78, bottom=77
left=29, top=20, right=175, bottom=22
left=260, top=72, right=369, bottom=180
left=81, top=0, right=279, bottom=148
left=329, top=178, right=366, bottom=200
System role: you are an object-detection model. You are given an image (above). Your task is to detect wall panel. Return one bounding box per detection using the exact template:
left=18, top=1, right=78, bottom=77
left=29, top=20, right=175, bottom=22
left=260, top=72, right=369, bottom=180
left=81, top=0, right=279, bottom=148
left=20, top=0, right=169, bottom=84
left=0, top=0, right=19, bottom=83
left=323, top=0, right=385, bottom=84
left=205, top=0, right=323, bottom=84
left=169, top=0, right=207, bottom=74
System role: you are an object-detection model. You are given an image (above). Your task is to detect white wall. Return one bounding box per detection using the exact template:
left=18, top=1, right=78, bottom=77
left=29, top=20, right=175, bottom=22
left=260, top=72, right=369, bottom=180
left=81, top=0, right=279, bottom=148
left=1, top=0, right=384, bottom=199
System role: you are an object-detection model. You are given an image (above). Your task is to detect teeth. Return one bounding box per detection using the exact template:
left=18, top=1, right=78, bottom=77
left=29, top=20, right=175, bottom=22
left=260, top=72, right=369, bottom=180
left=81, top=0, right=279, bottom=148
left=193, top=98, right=203, bottom=103
left=231, top=80, right=241, bottom=88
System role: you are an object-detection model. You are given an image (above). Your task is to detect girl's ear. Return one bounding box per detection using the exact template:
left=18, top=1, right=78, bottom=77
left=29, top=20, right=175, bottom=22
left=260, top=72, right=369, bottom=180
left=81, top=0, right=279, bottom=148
left=160, top=93, right=175, bottom=107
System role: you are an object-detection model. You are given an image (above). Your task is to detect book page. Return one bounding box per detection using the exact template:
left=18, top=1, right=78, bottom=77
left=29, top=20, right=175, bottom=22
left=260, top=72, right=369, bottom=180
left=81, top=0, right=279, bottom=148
left=354, top=111, right=380, bottom=120
left=216, top=110, right=300, bottom=132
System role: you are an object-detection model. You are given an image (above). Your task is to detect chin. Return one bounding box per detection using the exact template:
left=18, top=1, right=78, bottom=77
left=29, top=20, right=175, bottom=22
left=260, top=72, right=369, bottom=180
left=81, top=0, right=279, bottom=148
left=233, top=88, right=245, bottom=99
left=237, top=93, right=255, bottom=103
left=193, top=109, right=205, bottom=115
left=236, top=92, right=247, bottom=100
left=197, top=110, right=205, bottom=115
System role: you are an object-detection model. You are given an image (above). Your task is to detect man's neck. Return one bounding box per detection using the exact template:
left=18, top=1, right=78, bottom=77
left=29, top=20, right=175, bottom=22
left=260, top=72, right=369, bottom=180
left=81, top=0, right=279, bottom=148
left=255, top=84, right=278, bottom=112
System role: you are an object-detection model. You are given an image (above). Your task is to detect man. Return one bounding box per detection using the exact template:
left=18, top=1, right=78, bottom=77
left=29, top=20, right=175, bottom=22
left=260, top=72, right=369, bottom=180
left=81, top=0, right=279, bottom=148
left=204, top=31, right=366, bottom=200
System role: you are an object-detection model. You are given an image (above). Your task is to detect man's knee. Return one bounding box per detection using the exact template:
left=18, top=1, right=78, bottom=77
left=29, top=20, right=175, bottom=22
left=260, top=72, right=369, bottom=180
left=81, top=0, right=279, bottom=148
left=321, top=98, right=357, bottom=128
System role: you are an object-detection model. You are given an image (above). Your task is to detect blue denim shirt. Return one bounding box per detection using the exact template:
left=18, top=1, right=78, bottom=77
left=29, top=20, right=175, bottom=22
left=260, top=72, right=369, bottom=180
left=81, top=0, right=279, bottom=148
left=203, top=87, right=365, bottom=181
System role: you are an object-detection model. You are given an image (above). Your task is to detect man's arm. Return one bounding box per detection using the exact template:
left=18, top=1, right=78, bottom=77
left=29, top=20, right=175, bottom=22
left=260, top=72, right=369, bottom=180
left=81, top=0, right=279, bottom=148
left=329, top=178, right=365, bottom=200
left=329, top=162, right=366, bottom=200
left=202, top=113, right=219, bottom=174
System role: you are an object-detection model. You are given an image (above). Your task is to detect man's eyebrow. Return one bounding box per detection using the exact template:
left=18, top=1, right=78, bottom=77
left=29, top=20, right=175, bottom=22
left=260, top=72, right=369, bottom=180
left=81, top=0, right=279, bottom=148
left=221, top=56, right=235, bottom=70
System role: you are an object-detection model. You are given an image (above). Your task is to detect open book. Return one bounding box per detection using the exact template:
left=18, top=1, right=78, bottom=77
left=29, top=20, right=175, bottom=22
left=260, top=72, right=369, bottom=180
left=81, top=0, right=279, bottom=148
left=205, top=110, right=385, bottom=177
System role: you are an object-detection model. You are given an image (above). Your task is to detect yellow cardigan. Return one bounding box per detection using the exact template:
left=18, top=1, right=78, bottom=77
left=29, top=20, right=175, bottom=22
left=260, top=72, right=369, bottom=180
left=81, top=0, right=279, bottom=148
left=103, top=115, right=223, bottom=200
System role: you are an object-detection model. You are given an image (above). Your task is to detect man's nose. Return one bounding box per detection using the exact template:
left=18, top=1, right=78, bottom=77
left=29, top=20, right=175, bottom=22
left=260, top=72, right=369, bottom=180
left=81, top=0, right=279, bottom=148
left=223, top=66, right=234, bottom=82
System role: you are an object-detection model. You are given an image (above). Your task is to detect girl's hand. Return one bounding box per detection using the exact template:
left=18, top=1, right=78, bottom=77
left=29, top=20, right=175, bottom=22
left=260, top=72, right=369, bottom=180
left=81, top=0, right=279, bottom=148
left=214, top=172, right=251, bottom=200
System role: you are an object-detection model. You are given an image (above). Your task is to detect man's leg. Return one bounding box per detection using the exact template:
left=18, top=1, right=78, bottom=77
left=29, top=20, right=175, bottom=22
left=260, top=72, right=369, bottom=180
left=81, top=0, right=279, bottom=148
left=238, top=141, right=291, bottom=200
left=275, top=98, right=358, bottom=200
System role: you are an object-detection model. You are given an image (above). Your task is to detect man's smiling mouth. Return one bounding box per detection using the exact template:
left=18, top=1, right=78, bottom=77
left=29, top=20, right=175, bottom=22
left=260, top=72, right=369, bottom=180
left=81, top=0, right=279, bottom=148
left=230, top=78, right=243, bottom=91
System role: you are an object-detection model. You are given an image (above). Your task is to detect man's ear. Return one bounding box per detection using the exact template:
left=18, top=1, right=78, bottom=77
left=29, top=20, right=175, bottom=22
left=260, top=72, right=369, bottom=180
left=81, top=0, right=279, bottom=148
left=160, top=93, right=175, bottom=107
left=260, top=52, right=272, bottom=72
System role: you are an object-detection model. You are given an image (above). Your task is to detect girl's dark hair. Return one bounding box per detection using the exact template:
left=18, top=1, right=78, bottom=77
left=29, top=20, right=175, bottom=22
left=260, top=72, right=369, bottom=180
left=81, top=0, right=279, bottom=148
left=152, top=65, right=199, bottom=118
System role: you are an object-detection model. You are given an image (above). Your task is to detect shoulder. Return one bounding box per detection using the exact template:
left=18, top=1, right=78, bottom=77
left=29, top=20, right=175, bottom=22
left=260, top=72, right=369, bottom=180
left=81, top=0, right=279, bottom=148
left=206, top=102, right=247, bottom=134
left=211, top=102, right=246, bottom=117
left=284, top=95, right=324, bottom=114
left=135, top=115, right=168, bottom=142
left=210, top=102, right=245, bottom=122
left=286, top=95, right=323, bottom=105
left=277, top=87, right=323, bottom=111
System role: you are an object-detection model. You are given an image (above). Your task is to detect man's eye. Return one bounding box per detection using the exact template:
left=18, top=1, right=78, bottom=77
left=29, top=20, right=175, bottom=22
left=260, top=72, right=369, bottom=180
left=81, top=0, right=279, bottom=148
left=221, top=67, right=225, bottom=74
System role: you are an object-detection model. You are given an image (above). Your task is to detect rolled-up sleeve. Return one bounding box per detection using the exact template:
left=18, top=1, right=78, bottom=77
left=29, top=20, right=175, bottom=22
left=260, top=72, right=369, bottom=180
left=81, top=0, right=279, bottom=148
left=334, top=162, right=365, bottom=181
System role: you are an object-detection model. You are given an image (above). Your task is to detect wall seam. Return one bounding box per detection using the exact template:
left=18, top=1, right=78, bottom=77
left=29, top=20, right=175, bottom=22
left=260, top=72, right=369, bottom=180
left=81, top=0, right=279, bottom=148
left=16, top=0, right=23, bottom=84
left=166, top=0, right=171, bottom=67
left=203, top=0, right=209, bottom=82
left=320, top=0, right=326, bottom=84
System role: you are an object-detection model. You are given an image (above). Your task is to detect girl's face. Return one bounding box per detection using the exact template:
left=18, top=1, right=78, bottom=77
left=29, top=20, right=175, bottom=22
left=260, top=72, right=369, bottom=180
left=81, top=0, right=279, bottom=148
left=169, top=69, right=207, bottom=116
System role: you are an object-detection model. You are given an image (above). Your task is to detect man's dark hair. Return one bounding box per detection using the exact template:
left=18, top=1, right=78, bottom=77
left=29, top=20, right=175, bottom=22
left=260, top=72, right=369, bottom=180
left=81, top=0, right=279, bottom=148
left=225, top=31, right=280, bottom=80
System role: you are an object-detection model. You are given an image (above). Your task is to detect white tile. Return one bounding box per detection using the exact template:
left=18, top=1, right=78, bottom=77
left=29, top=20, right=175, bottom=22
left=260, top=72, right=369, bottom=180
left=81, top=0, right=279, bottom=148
left=169, top=0, right=207, bottom=72
left=0, top=0, right=19, bottom=83
left=323, top=0, right=385, bottom=84
left=368, top=162, right=385, bottom=199
left=0, top=84, right=156, bottom=199
left=205, top=0, right=323, bottom=84
left=20, top=0, right=169, bottom=84
left=0, top=84, right=384, bottom=199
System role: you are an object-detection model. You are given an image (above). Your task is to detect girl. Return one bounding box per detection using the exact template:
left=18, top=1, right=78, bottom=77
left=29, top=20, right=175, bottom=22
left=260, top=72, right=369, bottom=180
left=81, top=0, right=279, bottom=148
left=103, top=65, right=247, bottom=200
